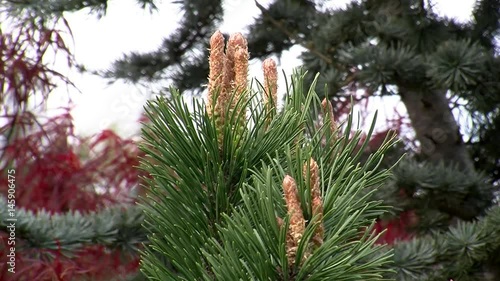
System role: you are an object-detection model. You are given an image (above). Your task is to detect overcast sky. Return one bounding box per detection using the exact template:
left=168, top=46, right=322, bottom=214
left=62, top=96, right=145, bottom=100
left=45, top=0, right=475, bottom=138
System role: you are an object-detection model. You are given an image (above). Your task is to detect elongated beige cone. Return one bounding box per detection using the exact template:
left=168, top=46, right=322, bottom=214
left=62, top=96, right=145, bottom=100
left=283, top=175, right=305, bottom=266
left=303, top=158, right=324, bottom=247
left=207, top=31, right=249, bottom=149
left=207, top=31, right=226, bottom=118
left=224, top=33, right=248, bottom=110
left=226, top=33, right=248, bottom=133
left=263, top=58, right=278, bottom=109
left=224, top=33, right=247, bottom=92
left=207, top=31, right=228, bottom=149
left=233, top=46, right=249, bottom=104
left=321, top=98, right=338, bottom=141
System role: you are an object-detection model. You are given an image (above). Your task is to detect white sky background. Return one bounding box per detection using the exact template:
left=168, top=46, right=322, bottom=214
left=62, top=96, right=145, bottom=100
left=45, top=0, right=475, bottom=138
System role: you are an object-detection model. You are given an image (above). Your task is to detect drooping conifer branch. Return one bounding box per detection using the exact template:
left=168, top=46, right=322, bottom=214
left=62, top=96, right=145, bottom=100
left=0, top=197, right=146, bottom=252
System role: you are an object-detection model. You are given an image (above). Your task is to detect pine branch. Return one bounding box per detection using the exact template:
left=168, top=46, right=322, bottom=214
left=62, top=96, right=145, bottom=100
left=471, top=0, right=500, bottom=49
left=101, top=0, right=223, bottom=89
left=392, top=204, right=500, bottom=281
left=254, top=0, right=332, bottom=65
left=3, top=0, right=157, bottom=18
left=372, top=158, right=495, bottom=223
left=0, top=196, right=146, bottom=254
left=138, top=35, right=400, bottom=278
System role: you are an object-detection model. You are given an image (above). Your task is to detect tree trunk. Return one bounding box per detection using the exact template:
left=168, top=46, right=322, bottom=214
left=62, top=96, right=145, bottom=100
left=399, top=88, right=483, bottom=221
left=400, top=88, right=500, bottom=280
left=399, top=88, right=474, bottom=171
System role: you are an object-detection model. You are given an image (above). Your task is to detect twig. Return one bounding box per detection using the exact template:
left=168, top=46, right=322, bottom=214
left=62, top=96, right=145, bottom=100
left=254, top=1, right=333, bottom=65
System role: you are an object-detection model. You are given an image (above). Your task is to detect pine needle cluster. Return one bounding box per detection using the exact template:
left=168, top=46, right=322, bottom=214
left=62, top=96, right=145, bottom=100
left=139, top=31, right=398, bottom=280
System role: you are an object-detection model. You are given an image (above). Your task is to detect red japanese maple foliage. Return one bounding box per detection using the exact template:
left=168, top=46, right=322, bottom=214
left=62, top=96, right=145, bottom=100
left=0, top=17, right=143, bottom=281
left=1, top=112, right=141, bottom=212
left=373, top=210, right=417, bottom=244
